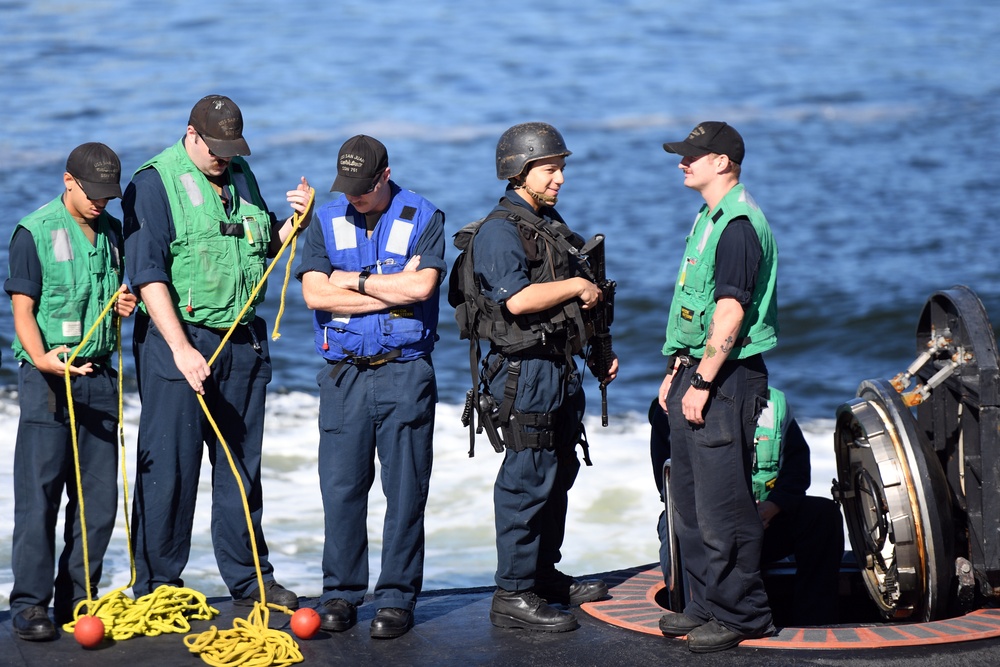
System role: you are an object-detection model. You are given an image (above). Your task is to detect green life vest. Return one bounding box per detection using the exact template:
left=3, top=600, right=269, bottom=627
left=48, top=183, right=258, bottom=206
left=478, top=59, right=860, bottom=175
left=662, top=183, right=778, bottom=359
left=138, top=140, right=271, bottom=328
left=752, top=387, right=788, bottom=501
left=11, top=196, right=123, bottom=363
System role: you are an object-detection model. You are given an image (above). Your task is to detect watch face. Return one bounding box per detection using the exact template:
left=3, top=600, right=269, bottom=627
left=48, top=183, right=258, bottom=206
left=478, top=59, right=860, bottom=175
left=690, top=373, right=711, bottom=390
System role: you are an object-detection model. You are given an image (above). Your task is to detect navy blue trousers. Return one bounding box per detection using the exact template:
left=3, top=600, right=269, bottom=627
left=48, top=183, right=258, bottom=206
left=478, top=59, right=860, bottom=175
left=130, top=315, right=275, bottom=599
left=317, top=358, right=435, bottom=611
left=10, top=362, right=118, bottom=620
left=666, top=358, right=772, bottom=635
left=489, top=356, right=584, bottom=592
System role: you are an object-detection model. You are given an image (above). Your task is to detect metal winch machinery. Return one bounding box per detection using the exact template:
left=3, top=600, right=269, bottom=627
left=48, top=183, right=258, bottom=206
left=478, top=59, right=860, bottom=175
left=834, top=285, right=1000, bottom=622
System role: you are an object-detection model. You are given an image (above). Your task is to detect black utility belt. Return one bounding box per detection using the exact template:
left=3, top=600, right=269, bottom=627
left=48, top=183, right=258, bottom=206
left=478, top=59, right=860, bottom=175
left=194, top=322, right=262, bottom=351
left=494, top=352, right=567, bottom=362
left=327, top=349, right=402, bottom=369
left=667, top=351, right=763, bottom=370
left=75, top=355, right=112, bottom=365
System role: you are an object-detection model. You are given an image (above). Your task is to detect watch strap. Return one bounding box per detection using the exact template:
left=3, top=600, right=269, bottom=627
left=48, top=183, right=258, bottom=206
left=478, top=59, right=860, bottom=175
left=690, top=372, right=712, bottom=390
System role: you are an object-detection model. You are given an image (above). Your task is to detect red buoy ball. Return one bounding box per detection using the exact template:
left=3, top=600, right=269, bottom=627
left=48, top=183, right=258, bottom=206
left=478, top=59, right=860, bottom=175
left=290, top=607, right=321, bottom=639
left=74, top=615, right=105, bottom=648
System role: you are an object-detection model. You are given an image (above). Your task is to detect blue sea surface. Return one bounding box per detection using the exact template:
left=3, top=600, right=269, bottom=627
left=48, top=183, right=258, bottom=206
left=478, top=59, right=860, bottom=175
left=0, top=0, right=999, bottom=598
left=3, top=0, right=999, bottom=419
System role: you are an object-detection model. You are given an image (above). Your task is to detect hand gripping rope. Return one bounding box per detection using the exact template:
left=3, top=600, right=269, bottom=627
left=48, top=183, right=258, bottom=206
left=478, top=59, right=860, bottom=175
left=60, top=188, right=314, bottom=666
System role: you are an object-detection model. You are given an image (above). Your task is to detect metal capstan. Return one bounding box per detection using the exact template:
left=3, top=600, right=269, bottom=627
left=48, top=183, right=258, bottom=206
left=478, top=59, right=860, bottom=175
left=834, top=285, right=1000, bottom=622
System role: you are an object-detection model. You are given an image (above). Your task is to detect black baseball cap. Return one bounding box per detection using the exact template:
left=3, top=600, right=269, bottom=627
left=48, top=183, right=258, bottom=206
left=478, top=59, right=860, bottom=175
left=331, top=135, right=388, bottom=196
left=66, top=142, right=122, bottom=200
left=188, top=94, right=251, bottom=157
left=662, top=121, right=745, bottom=165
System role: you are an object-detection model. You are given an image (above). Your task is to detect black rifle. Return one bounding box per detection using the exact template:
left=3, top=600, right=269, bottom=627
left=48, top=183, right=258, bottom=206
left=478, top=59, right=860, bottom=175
left=580, top=234, right=616, bottom=426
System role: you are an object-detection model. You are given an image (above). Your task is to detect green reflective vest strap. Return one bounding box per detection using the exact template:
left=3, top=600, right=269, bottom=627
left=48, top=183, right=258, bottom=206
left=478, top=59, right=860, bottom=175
left=11, top=196, right=123, bottom=363
left=138, top=140, right=271, bottom=328
left=661, top=183, right=778, bottom=359
left=752, top=387, right=788, bottom=501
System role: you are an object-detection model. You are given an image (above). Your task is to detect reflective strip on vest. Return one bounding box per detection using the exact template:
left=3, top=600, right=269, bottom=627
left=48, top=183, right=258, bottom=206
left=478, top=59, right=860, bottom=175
left=332, top=216, right=357, bottom=250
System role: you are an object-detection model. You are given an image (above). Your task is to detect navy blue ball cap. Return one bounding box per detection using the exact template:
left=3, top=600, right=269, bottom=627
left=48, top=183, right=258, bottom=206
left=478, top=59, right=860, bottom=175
left=66, top=142, right=122, bottom=199
left=663, top=121, right=745, bottom=165
left=188, top=94, right=251, bottom=157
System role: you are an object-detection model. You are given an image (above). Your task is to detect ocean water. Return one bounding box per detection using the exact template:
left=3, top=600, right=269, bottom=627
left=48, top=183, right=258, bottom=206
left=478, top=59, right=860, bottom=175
left=1, top=0, right=998, bottom=608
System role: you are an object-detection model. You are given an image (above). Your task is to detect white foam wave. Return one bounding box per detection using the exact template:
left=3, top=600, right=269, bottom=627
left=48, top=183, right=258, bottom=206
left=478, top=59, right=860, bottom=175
left=0, top=392, right=839, bottom=609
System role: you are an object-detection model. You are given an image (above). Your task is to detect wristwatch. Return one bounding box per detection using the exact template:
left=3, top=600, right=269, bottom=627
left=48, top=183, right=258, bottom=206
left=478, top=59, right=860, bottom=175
left=358, top=269, right=371, bottom=295
left=690, top=372, right=712, bottom=390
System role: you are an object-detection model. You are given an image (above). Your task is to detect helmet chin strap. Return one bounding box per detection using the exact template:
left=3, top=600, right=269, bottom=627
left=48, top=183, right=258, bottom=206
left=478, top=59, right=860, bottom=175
left=519, top=183, right=558, bottom=207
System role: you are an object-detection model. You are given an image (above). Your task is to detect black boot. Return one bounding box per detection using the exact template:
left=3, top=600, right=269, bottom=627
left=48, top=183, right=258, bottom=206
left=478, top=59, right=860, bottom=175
left=686, top=619, right=775, bottom=653
left=490, top=588, right=578, bottom=632
left=370, top=607, right=413, bottom=639
left=658, top=612, right=705, bottom=637
left=13, top=606, right=57, bottom=641
left=317, top=598, right=357, bottom=632
left=234, top=580, right=300, bottom=610
left=534, top=568, right=608, bottom=606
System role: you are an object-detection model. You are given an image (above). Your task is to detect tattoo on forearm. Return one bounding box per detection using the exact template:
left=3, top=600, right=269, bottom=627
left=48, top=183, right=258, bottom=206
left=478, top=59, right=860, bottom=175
left=707, top=321, right=715, bottom=339
left=705, top=344, right=717, bottom=358
left=721, top=335, right=734, bottom=355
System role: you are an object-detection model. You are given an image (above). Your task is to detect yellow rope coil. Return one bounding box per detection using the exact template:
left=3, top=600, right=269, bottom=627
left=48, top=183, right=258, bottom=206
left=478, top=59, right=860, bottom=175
left=62, top=586, right=220, bottom=640
left=184, top=603, right=304, bottom=667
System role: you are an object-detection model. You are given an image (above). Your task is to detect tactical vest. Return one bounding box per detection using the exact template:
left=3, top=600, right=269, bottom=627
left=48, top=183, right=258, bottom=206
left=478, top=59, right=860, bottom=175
left=450, top=197, right=607, bottom=459
left=662, top=183, right=778, bottom=359
left=11, top=196, right=123, bottom=363
left=137, top=140, right=271, bottom=328
left=312, top=183, right=440, bottom=361
left=449, top=197, right=591, bottom=358
left=752, top=387, right=788, bottom=501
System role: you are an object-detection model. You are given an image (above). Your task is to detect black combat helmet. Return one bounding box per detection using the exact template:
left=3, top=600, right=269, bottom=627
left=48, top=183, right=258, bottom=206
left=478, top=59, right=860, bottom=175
left=495, top=122, right=572, bottom=180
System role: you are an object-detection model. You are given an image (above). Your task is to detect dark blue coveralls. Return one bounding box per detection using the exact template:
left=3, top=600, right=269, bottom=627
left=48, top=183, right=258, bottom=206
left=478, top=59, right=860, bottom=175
left=473, top=191, right=586, bottom=592
left=123, top=167, right=279, bottom=600
left=6, top=228, right=119, bottom=623
left=661, top=218, right=774, bottom=636
left=295, top=188, right=445, bottom=612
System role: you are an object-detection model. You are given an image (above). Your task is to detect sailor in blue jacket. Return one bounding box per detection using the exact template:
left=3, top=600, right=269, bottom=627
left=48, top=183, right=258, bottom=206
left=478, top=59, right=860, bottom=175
left=296, top=135, right=445, bottom=640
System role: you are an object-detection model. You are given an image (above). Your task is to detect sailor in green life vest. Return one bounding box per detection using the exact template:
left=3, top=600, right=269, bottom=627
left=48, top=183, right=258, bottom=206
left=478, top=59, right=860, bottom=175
left=5, top=142, right=138, bottom=641
left=122, top=95, right=313, bottom=610
left=650, top=387, right=844, bottom=628
left=655, top=122, right=778, bottom=653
